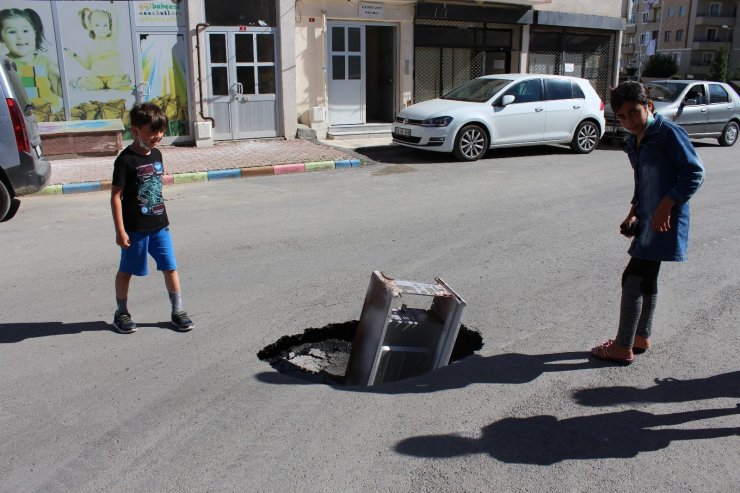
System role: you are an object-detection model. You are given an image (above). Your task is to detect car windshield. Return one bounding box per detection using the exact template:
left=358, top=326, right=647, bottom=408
left=647, top=82, right=688, bottom=102
left=441, top=78, right=511, bottom=103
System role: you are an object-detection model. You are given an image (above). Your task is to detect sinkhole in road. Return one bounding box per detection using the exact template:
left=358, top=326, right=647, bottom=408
left=257, top=321, right=483, bottom=386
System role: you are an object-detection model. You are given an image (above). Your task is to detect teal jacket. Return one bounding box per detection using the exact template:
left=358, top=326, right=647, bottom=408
left=623, top=114, right=705, bottom=261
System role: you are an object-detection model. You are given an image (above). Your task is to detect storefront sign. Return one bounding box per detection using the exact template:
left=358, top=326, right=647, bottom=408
left=359, top=2, right=385, bottom=19
left=135, top=1, right=184, bottom=27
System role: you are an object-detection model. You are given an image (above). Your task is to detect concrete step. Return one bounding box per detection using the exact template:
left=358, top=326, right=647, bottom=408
left=327, top=123, right=392, bottom=140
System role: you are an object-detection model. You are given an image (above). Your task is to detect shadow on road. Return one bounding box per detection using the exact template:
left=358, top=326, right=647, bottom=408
left=255, top=351, right=598, bottom=394
left=393, top=404, right=740, bottom=465
left=356, top=143, right=585, bottom=165
left=573, top=370, right=740, bottom=406
left=0, top=321, right=178, bottom=342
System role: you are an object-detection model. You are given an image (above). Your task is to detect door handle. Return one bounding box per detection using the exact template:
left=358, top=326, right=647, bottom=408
left=701, top=108, right=707, bottom=112
left=535, top=107, right=544, bottom=112
left=235, top=82, right=244, bottom=95
left=573, top=105, right=581, bottom=109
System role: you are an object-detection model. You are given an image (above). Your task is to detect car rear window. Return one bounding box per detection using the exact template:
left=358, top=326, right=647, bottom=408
left=544, top=79, right=573, bottom=100
left=442, top=78, right=511, bottom=103
left=647, top=82, right=687, bottom=102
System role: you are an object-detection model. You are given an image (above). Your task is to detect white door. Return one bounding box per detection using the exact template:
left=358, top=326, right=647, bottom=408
left=328, top=24, right=365, bottom=125
left=206, top=30, right=278, bottom=140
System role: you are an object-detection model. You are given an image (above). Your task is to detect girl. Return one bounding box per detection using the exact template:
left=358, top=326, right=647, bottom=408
left=65, top=7, right=131, bottom=91
left=591, top=81, right=705, bottom=365
left=0, top=8, right=62, bottom=110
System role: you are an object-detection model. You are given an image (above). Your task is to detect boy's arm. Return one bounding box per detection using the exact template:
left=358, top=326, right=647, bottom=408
left=110, top=186, right=129, bottom=248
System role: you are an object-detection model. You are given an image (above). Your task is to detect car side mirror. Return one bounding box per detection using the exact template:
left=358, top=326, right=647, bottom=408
left=497, top=95, right=515, bottom=107
left=683, top=98, right=698, bottom=106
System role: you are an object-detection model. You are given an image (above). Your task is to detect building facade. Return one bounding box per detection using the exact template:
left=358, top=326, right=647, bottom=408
left=0, top=1, right=624, bottom=148
left=620, top=0, right=738, bottom=79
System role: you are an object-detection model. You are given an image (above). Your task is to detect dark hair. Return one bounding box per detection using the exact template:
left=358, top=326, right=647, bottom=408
left=130, top=103, right=168, bottom=132
left=610, top=81, right=651, bottom=113
left=0, top=8, right=48, bottom=52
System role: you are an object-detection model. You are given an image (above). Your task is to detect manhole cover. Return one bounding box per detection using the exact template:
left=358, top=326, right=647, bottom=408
left=257, top=321, right=483, bottom=386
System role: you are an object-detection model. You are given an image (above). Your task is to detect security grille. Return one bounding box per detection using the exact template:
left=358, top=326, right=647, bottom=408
left=528, top=29, right=615, bottom=101
left=413, top=19, right=521, bottom=103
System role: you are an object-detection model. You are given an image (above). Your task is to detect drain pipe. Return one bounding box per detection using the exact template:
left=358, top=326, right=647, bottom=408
left=195, top=22, right=215, bottom=128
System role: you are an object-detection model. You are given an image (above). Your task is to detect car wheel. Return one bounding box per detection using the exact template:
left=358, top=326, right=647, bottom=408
left=453, top=124, right=488, bottom=161
left=0, top=181, right=11, bottom=222
left=718, top=121, right=739, bottom=147
left=571, top=120, right=599, bottom=154
left=0, top=198, right=20, bottom=222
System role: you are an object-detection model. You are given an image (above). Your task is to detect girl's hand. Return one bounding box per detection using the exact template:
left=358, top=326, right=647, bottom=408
left=652, top=197, right=676, bottom=232
left=620, top=216, right=637, bottom=238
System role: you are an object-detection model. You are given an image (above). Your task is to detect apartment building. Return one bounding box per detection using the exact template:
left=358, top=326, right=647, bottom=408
left=621, top=0, right=738, bottom=78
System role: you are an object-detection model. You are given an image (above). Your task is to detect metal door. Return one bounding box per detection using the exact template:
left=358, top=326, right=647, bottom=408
left=328, top=24, right=365, bottom=125
left=206, top=30, right=278, bottom=140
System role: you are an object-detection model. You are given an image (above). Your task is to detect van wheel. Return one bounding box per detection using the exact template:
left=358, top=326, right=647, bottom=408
left=571, top=120, right=599, bottom=154
left=718, top=121, right=739, bottom=147
left=453, top=124, right=488, bottom=161
left=0, top=181, right=11, bottom=222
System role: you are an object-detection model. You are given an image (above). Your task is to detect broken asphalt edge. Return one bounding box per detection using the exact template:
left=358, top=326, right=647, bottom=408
left=38, top=158, right=364, bottom=195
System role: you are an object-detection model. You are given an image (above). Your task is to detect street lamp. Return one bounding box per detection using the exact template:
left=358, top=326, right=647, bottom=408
left=721, top=25, right=732, bottom=82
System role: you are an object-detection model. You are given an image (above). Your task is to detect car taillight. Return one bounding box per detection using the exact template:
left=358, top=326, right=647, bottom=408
left=600, top=99, right=604, bottom=111
left=6, top=97, right=31, bottom=154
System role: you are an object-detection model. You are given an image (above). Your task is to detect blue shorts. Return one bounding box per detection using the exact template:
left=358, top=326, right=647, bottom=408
left=119, top=227, right=177, bottom=276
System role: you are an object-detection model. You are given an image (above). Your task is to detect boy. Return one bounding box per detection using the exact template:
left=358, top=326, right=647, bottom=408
left=110, top=103, right=194, bottom=334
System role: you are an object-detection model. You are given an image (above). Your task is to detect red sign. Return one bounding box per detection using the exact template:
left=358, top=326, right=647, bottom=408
left=239, top=26, right=247, bottom=31
left=309, top=17, right=315, bottom=23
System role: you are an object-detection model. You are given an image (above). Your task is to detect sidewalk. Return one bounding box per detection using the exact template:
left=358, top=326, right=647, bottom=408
left=43, top=135, right=393, bottom=194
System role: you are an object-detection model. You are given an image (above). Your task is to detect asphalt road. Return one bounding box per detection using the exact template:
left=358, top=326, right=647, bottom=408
left=1, top=141, right=738, bottom=492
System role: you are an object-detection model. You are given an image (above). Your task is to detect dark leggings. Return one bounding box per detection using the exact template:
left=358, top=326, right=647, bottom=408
left=616, top=257, right=662, bottom=348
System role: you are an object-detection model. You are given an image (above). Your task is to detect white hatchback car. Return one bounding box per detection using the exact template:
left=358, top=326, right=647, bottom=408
left=392, top=74, right=605, bottom=161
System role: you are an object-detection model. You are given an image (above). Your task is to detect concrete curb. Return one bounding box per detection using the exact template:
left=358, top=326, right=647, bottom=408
left=39, top=158, right=363, bottom=195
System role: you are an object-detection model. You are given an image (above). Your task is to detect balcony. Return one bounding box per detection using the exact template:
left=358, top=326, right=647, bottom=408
left=692, top=37, right=732, bottom=49
left=695, top=12, right=736, bottom=26
left=625, top=23, right=636, bottom=34
left=622, top=43, right=636, bottom=55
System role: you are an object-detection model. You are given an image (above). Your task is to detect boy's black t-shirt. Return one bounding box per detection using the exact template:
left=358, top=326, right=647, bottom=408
left=112, top=146, right=169, bottom=232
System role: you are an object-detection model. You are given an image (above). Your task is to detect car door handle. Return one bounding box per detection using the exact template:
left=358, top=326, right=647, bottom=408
left=701, top=108, right=707, bottom=112
left=535, top=107, right=544, bottom=112
left=573, top=105, right=581, bottom=109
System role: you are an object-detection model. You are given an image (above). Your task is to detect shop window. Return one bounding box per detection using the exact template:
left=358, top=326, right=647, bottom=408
left=205, top=0, right=276, bottom=26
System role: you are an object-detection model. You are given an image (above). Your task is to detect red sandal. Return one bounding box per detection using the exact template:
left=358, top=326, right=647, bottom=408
left=591, top=340, right=635, bottom=366
left=633, top=336, right=651, bottom=355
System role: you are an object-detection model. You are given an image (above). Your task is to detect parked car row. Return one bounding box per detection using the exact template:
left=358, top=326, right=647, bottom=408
left=393, top=74, right=740, bottom=162
left=0, top=55, right=50, bottom=222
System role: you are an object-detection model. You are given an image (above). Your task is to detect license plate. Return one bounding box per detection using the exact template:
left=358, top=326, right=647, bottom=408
left=396, top=127, right=411, bottom=137
left=606, top=125, right=619, bottom=133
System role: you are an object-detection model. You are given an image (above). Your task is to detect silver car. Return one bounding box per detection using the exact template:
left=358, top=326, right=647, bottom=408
left=605, top=80, right=740, bottom=147
left=0, top=55, right=50, bottom=222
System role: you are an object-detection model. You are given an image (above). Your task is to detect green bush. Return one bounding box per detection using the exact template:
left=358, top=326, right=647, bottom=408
left=642, top=54, right=679, bottom=78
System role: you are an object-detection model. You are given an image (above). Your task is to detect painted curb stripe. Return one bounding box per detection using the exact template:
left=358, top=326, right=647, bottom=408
left=39, top=184, right=63, bottom=194
left=241, top=166, right=274, bottom=177
left=173, top=172, right=207, bottom=184
left=99, top=180, right=113, bottom=190
left=162, top=174, right=174, bottom=186
left=273, top=163, right=305, bottom=175
left=207, top=169, right=242, bottom=180
left=63, top=182, right=101, bottom=194
left=335, top=159, right=361, bottom=169
left=305, top=160, right=335, bottom=172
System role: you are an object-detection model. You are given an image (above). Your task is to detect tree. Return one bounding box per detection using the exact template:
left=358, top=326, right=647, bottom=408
left=642, top=54, right=678, bottom=78
left=705, top=46, right=729, bottom=82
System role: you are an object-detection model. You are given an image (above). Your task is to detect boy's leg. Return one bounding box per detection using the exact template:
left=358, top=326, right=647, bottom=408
left=149, top=227, right=194, bottom=331
left=114, top=232, right=149, bottom=334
